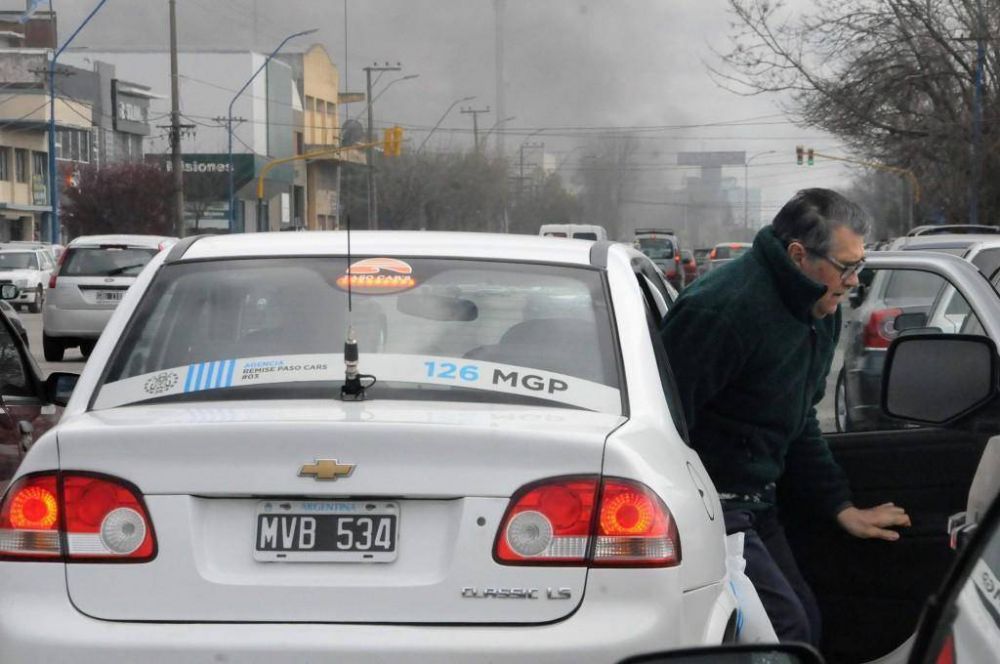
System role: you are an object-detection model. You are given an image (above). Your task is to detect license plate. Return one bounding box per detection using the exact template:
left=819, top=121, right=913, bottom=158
left=95, top=290, right=124, bottom=303
left=253, top=500, right=399, bottom=563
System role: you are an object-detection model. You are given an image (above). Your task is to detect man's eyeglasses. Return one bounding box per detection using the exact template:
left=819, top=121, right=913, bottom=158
left=804, top=246, right=866, bottom=282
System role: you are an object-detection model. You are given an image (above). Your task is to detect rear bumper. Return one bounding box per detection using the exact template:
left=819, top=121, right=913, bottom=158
left=42, top=303, right=113, bottom=339
left=0, top=563, right=734, bottom=663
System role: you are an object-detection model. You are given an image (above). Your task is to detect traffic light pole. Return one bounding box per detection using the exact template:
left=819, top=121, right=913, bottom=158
left=364, top=64, right=402, bottom=230
left=796, top=147, right=920, bottom=233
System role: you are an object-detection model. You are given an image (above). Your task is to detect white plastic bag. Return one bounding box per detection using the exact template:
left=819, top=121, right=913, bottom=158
left=725, top=532, right=778, bottom=643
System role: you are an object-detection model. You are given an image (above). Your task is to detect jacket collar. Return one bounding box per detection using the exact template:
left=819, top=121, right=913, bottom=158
left=752, top=226, right=828, bottom=322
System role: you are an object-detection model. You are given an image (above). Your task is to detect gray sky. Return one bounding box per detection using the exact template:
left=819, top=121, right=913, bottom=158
left=14, top=0, right=855, bottom=218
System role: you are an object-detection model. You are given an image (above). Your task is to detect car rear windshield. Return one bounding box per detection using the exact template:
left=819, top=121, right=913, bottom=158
left=96, top=257, right=622, bottom=413
left=61, top=247, right=158, bottom=277
left=0, top=252, right=37, bottom=270
left=573, top=232, right=598, bottom=240
left=636, top=237, right=675, bottom=259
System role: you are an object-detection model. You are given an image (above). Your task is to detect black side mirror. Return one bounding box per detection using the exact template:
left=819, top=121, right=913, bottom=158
left=45, top=372, right=79, bottom=407
left=0, top=284, right=19, bottom=300
left=894, top=311, right=928, bottom=332
left=618, top=643, right=824, bottom=664
left=848, top=283, right=868, bottom=309
left=883, top=334, right=998, bottom=425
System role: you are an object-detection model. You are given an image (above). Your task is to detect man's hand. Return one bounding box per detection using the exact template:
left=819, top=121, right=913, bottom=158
left=836, top=503, right=911, bottom=541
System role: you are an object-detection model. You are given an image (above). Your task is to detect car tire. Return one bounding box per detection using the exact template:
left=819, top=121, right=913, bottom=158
left=80, top=341, right=95, bottom=358
left=835, top=368, right=851, bottom=433
left=28, top=285, right=43, bottom=314
left=43, top=333, right=65, bottom=362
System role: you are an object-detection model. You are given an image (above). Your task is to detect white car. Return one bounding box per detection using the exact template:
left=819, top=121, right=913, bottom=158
left=42, top=234, right=175, bottom=361
left=0, top=247, right=54, bottom=313
left=0, top=232, right=735, bottom=662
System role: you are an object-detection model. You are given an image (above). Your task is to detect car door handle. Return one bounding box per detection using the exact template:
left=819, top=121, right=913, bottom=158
left=17, top=420, right=33, bottom=453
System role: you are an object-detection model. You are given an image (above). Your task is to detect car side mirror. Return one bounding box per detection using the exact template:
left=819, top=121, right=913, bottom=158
left=0, top=284, right=19, bottom=300
left=45, top=372, right=79, bottom=407
left=894, top=311, right=928, bottom=332
left=883, top=334, right=998, bottom=425
left=618, top=643, right=824, bottom=664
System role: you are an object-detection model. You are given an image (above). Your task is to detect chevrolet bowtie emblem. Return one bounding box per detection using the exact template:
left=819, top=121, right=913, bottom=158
left=299, top=459, right=356, bottom=481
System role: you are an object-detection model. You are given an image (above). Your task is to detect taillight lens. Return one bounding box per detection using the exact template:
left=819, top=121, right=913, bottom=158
left=49, top=248, right=69, bottom=289
left=0, top=472, right=156, bottom=562
left=592, top=479, right=680, bottom=567
left=862, top=307, right=902, bottom=350
left=0, top=474, right=61, bottom=559
left=709, top=249, right=717, bottom=259
left=494, top=476, right=680, bottom=567
left=934, top=633, right=955, bottom=664
left=495, top=477, right=597, bottom=564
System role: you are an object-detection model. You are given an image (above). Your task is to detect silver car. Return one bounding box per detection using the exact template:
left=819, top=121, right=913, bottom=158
left=42, top=234, right=175, bottom=361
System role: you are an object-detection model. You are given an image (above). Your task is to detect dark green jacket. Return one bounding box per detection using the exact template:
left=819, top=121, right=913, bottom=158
left=660, top=227, right=851, bottom=517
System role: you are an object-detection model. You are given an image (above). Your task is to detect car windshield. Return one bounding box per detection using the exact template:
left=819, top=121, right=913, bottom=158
left=0, top=252, right=37, bottom=270
left=61, top=247, right=158, bottom=277
left=96, top=257, right=622, bottom=414
left=636, top=238, right=675, bottom=260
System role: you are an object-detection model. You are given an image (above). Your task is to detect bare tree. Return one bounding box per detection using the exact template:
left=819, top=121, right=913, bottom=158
left=62, top=163, right=175, bottom=237
left=717, top=0, right=999, bottom=226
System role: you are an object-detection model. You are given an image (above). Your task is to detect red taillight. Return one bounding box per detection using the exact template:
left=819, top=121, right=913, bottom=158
left=495, top=477, right=597, bottom=564
left=862, top=307, right=902, bottom=350
left=709, top=249, right=717, bottom=259
left=0, top=472, right=156, bottom=562
left=934, top=633, right=955, bottom=664
left=494, top=476, right=680, bottom=567
left=49, top=248, right=69, bottom=289
left=663, top=268, right=677, bottom=278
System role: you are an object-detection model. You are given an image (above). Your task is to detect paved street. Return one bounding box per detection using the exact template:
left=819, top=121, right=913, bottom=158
left=19, top=310, right=88, bottom=376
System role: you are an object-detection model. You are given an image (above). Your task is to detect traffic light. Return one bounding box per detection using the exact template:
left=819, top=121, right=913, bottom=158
left=383, top=128, right=395, bottom=156
left=382, top=126, right=404, bottom=156
left=796, top=145, right=804, bottom=165
left=807, top=148, right=814, bottom=166
left=392, top=126, right=404, bottom=156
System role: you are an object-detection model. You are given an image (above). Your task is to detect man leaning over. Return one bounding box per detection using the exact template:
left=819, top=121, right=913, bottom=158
left=660, top=188, right=911, bottom=645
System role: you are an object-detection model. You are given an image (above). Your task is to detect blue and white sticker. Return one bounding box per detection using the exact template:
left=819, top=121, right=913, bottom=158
left=93, top=353, right=621, bottom=414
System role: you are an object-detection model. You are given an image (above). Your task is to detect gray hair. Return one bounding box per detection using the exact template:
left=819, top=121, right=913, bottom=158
left=771, top=188, right=871, bottom=255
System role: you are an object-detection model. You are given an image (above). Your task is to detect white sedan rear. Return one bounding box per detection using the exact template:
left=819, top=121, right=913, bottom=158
left=0, top=231, right=734, bottom=663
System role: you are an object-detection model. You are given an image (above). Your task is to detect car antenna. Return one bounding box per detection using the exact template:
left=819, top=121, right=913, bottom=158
left=341, top=215, right=375, bottom=400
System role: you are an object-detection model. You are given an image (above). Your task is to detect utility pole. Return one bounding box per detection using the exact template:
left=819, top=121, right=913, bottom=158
left=971, top=0, right=986, bottom=225
left=169, top=0, right=185, bottom=238
left=461, top=106, right=490, bottom=152
left=365, top=62, right=401, bottom=230
left=494, top=0, right=505, bottom=159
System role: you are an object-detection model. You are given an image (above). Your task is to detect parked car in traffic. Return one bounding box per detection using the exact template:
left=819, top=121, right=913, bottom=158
left=0, top=283, right=67, bottom=494
left=0, top=246, right=55, bottom=313
left=705, top=242, right=751, bottom=272
left=42, top=234, right=175, bottom=361
left=907, top=223, right=1000, bottom=237
left=836, top=233, right=1000, bottom=432
left=0, top=232, right=736, bottom=662
left=634, top=228, right=683, bottom=290
left=538, top=223, right=609, bottom=240
left=693, top=248, right=711, bottom=277
left=679, top=249, right=698, bottom=286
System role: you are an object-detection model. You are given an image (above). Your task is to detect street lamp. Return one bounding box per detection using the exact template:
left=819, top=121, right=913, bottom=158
left=227, top=28, right=317, bottom=233
left=744, top=150, right=776, bottom=229
left=417, top=96, right=475, bottom=153
left=48, top=0, right=110, bottom=244
left=369, top=74, right=419, bottom=110
left=482, top=115, right=515, bottom=145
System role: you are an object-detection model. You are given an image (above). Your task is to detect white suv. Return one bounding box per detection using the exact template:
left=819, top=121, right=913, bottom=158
left=42, top=234, right=175, bottom=361
left=0, top=247, right=54, bottom=313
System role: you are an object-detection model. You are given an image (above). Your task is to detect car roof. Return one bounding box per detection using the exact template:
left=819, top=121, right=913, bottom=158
left=713, top=241, right=751, bottom=248
left=889, top=234, right=999, bottom=250
left=68, top=234, right=176, bottom=248
left=177, top=231, right=598, bottom=265
left=0, top=248, right=36, bottom=253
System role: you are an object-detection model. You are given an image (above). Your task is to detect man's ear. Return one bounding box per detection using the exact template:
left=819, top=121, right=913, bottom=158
left=786, top=241, right=807, bottom=268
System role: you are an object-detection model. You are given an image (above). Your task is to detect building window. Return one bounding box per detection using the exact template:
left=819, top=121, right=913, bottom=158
left=14, top=149, right=27, bottom=183
left=295, top=131, right=304, bottom=155
left=0, top=148, right=9, bottom=181
left=32, top=152, right=47, bottom=179
left=56, top=129, right=92, bottom=163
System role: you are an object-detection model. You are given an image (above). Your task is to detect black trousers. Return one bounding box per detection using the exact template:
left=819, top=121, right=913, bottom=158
left=724, top=508, right=822, bottom=647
